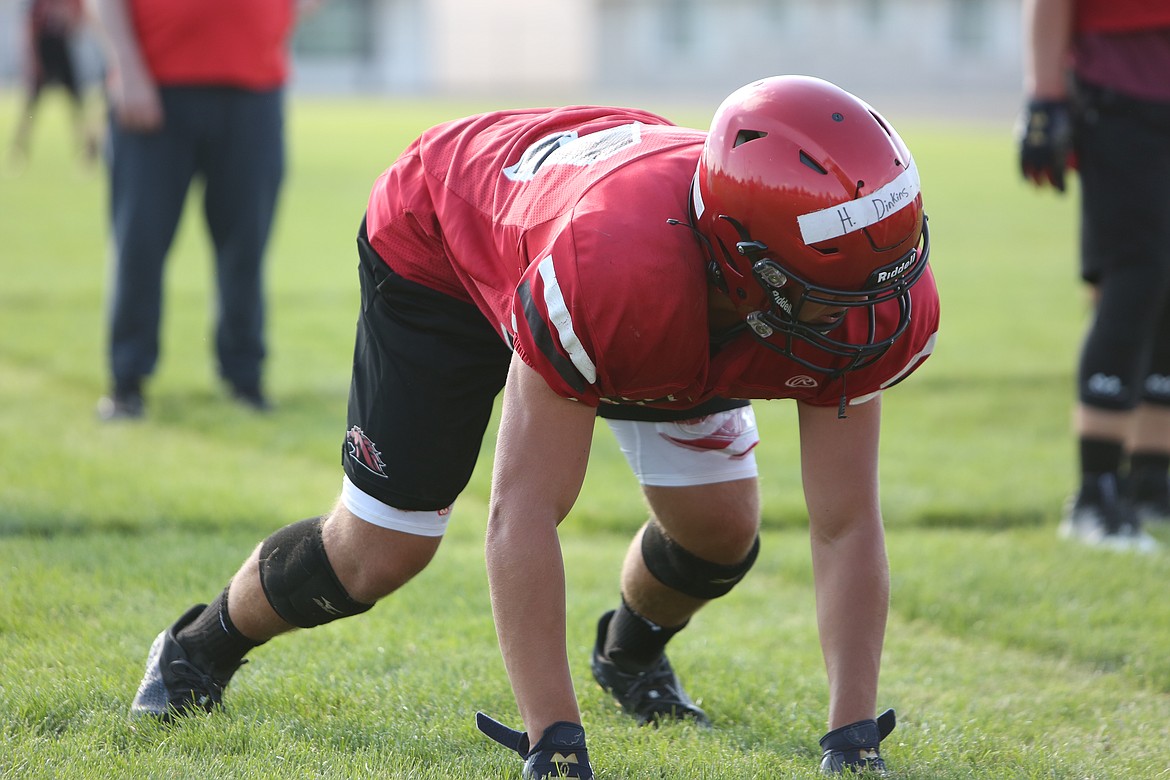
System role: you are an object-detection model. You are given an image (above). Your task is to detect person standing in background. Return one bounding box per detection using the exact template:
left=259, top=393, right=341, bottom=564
left=90, top=0, right=318, bottom=419
left=8, top=0, right=98, bottom=169
left=1019, top=0, right=1170, bottom=551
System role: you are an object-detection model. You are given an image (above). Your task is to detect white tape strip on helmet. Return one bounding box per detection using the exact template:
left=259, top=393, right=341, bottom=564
left=797, top=158, right=920, bottom=246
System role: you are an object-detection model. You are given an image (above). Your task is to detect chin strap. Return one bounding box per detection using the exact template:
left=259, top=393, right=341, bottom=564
left=837, top=373, right=849, bottom=419
left=666, top=216, right=728, bottom=294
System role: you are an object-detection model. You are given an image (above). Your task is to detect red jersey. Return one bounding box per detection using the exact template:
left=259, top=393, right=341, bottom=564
left=1076, top=0, right=1170, bottom=33
left=1073, top=0, right=1170, bottom=101
left=365, top=107, right=940, bottom=411
left=128, top=0, right=293, bottom=89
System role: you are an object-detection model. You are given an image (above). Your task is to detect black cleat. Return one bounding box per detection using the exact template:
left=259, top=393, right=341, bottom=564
left=590, top=610, right=709, bottom=726
left=819, top=709, right=896, bottom=775
left=129, top=605, right=242, bottom=721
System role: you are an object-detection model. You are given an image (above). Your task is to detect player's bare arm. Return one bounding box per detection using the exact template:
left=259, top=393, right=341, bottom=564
left=486, top=353, right=596, bottom=740
left=798, top=398, right=888, bottom=730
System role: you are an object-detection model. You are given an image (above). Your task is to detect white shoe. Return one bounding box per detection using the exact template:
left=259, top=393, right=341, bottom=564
left=1059, top=498, right=1159, bottom=554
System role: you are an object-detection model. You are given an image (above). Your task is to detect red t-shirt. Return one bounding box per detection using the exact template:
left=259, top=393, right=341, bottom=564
left=1076, top=0, right=1170, bottom=33
left=129, top=0, right=293, bottom=89
left=366, top=107, right=940, bottom=411
left=1073, top=0, right=1170, bottom=101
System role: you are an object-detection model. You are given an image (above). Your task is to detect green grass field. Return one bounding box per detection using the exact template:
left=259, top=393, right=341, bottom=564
left=2, top=89, right=1169, bottom=779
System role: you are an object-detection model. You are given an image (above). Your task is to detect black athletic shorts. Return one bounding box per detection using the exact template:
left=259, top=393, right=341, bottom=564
left=34, top=33, right=80, bottom=98
left=1075, top=80, right=1170, bottom=285
left=344, top=219, right=749, bottom=511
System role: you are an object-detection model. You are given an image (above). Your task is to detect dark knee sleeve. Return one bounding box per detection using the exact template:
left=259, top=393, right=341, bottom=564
left=1141, top=296, right=1170, bottom=407
left=258, top=517, right=374, bottom=628
left=640, top=521, right=760, bottom=600
left=1079, top=267, right=1170, bottom=410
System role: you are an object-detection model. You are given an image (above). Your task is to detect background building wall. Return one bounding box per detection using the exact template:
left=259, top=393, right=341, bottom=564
left=429, top=0, right=594, bottom=93
left=0, top=0, right=1022, bottom=116
left=594, top=0, right=1019, bottom=95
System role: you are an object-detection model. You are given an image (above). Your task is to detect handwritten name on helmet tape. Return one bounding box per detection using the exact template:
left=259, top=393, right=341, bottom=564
left=796, top=158, right=920, bottom=246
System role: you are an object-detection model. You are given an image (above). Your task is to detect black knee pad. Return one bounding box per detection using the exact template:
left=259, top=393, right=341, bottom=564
left=258, top=517, right=374, bottom=628
left=1140, top=300, right=1170, bottom=407
left=640, top=521, right=759, bottom=600
left=1079, top=266, right=1169, bottom=410
left=1142, top=372, right=1170, bottom=407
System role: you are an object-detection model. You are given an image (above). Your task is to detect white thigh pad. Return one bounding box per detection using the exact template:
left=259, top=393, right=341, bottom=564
left=605, top=406, right=760, bottom=487
left=341, top=475, right=451, bottom=537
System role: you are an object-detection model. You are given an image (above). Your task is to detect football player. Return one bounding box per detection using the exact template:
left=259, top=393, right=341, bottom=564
left=1019, top=0, right=1170, bottom=551
left=129, top=76, right=938, bottom=777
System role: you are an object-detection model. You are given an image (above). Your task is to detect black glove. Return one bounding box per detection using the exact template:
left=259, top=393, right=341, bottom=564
left=819, top=708, right=896, bottom=775
left=1018, top=98, right=1073, bottom=192
left=477, top=712, right=593, bottom=779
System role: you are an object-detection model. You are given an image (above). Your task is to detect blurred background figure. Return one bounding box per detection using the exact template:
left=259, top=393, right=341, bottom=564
left=7, top=0, right=98, bottom=170
left=90, top=0, right=320, bottom=421
left=1019, top=0, right=1170, bottom=551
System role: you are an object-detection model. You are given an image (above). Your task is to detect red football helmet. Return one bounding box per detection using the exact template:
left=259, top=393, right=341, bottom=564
left=693, top=75, right=929, bottom=375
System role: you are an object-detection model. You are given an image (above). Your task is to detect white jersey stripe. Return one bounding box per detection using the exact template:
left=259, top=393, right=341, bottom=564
left=881, top=330, right=937, bottom=389
left=797, top=158, right=920, bottom=246
left=538, top=256, right=598, bottom=384
left=847, top=330, right=937, bottom=407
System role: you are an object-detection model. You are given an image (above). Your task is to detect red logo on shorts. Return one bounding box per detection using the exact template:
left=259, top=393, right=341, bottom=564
left=660, top=412, right=759, bottom=459
left=347, top=426, right=388, bottom=478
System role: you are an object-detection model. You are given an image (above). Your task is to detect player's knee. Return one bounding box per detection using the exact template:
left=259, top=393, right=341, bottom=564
left=1080, top=268, right=1167, bottom=409
left=713, top=508, right=763, bottom=559
left=340, top=541, right=437, bottom=604
left=1078, top=366, right=1139, bottom=410
left=641, top=520, right=760, bottom=600
left=258, top=516, right=374, bottom=628
left=1141, top=373, right=1170, bottom=407
left=325, top=505, right=444, bottom=601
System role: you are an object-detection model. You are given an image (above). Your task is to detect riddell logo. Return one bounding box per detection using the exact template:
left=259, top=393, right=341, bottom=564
left=347, top=426, right=388, bottom=478
left=867, top=249, right=917, bottom=287
left=875, top=258, right=912, bottom=283
left=769, top=288, right=793, bottom=315
left=786, top=375, right=818, bottom=388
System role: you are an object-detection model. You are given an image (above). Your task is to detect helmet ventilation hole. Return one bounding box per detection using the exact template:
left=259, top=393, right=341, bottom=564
left=733, top=129, right=768, bottom=147
left=799, top=150, right=828, bottom=174
left=869, top=110, right=895, bottom=139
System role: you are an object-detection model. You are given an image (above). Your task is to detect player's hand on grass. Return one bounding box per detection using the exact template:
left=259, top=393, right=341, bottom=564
left=819, top=708, right=897, bottom=775
left=476, top=712, right=593, bottom=779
